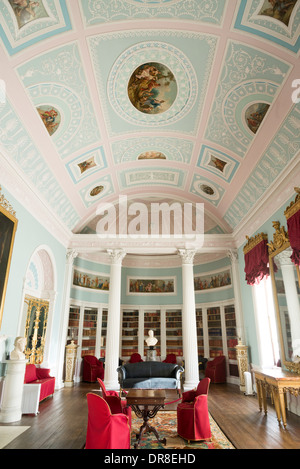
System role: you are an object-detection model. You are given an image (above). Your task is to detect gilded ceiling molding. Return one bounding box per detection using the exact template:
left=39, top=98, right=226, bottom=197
left=267, top=222, right=289, bottom=254
left=0, top=185, right=16, bottom=217
left=243, top=232, right=268, bottom=255
left=284, top=187, right=300, bottom=220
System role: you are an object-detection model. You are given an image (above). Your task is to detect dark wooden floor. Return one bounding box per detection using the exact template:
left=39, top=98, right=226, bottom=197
left=1, top=381, right=300, bottom=450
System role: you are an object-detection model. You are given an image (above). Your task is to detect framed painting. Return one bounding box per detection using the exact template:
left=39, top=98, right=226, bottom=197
left=127, top=276, right=176, bottom=295
left=73, top=268, right=110, bottom=291
left=194, top=268, right=231, bottom=292
left=0, top=192, right=18, bottom=329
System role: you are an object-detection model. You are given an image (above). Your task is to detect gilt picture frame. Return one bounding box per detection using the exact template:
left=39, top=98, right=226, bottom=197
left=0, top=193, right=18, bottom=329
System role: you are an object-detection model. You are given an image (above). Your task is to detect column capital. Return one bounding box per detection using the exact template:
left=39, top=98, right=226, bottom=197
left=276, top=248, right=293, bottom=266
left=178, top=249, right=196, bottom=265
left=107, top=249, right=126, bottom=265
left=66, top=249, right=78, bottom=265
left=227, top=249, right=238, bottom=263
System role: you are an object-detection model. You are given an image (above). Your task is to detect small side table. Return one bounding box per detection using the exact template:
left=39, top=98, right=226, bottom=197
left=127, top=389, right=166, bottom=448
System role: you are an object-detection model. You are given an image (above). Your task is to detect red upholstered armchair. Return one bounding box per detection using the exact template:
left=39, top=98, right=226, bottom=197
left=97, top=378, right=131, bottom=427
left=163, top=353, right=177, bottom=364
left=205, top=355, right=226, bottom=383
left=129, top=353, right=143, bottom=363
left=83, top=355, right=104, bottom=382
left=85, top=393, right=131, bottom=449
left=177, top=378, right=211, bottom=442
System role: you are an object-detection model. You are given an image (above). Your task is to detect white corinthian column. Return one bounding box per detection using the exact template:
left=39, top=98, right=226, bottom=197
left=178, top=249, right=199, bottom=390
left=104, top=249, right=126, bottom=390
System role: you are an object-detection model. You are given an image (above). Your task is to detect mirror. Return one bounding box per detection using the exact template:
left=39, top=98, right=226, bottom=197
left=268, top=221, right=300, bottom=374
left=24, top=294, right=49, bottom=364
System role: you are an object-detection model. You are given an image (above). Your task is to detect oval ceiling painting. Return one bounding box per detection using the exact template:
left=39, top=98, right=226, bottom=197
left=138, top=151, right=166, bottom=160
left=128, top=62, right=177, bottom=115
left=90, top=185, right=104, bottom=197
left=245, top=103, right=270, bottom=134
left=37, top=105, right=61, bottom=136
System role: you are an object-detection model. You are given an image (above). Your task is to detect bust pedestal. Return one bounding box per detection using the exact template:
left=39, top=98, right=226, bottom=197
left=146, top=347, right=157, bottom=361
left=64, top=340, right=78, bottom=387
left=0, top=359, right=27, bottom=423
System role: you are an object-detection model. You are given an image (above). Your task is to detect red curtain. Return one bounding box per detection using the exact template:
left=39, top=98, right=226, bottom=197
left=287, top=210, right=300, bottom=265
left=244, top=235, right=269, bottom=285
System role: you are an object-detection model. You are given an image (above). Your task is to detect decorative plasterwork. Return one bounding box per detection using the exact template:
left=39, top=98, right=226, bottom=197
left=66, top=147, right=107, bottom=184
left=235, top=0, right=300, bottom=53
left=80, top=0, right=226, bottom=26
left=118, top=167, right=186, bottom=190
left=88, top=30, right=218, bottom=136
left=112, top=137, right=193, bottom=164
left=190, top=174, right=225, bottom=207
left=225, top=105, right=300, bottom=229
left=79, top=175, right=114, bottom=208
left=108, top=41, right=197, bottom=126
left=197, top=145, right=239, bottom=183
left=0, top=98, right=79, bottom=230
left=17, top=42, right=101, bottom=159
left=204, top=41, right=290, bottom=157
left=0, top=0, right=71, bottom=55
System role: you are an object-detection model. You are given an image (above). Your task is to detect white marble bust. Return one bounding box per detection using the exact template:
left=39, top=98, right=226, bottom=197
left=145, top=330, right=158, bottom=347
left=10, top=337, right=27, bottom=360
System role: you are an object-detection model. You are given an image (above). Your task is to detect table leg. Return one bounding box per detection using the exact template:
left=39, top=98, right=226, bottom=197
left=279, top=389, right=287, bottom=429
left=133, top=405, right=167, bottom=449
left=261, top=383, right=268, bottom=415
left=272, top=387, right=282, bottom=426
left=256, top=379, right=263, bottom=412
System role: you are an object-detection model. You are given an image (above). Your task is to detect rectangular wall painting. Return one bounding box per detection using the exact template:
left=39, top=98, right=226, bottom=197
left=73, top=269, right=109, bottom=291
left=0, top=190, right=18, bottom=328
left=128, top=277, right=176, bottom=295
left=194, top=268, right=231, bottom=292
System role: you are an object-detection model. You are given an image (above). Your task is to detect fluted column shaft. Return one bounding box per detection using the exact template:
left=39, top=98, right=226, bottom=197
left=178, top=249, right=199, bottom=390
left=104, top=249, right=126, bottom=389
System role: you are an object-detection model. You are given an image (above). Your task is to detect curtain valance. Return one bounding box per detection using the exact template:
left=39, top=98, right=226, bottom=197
left=285, top=187, right=300, bottom=266
left=243, top=233, right=269, bottom=285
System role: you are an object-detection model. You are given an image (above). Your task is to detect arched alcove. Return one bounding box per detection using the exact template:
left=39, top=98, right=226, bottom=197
left=19, top=245, right=57, bottom=367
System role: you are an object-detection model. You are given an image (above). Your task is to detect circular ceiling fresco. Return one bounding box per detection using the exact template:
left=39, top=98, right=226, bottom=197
left=108, top=41, right=197, bottom=126
left=127, top=62, right=177, bottom=114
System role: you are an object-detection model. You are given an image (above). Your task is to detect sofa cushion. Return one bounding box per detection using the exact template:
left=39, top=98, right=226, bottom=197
left=123, top=361, right=180, bottom=379
left=24, top=364, right=38, bottom=383
left=36, top=368, right=51, bottom=380
left=38, top=377, right=55, bottom=402
left=123, top=377, right=178, bottom=389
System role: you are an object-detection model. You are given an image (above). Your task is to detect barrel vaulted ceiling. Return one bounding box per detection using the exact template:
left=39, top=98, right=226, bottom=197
left=0, top=0, right=300, bottom=245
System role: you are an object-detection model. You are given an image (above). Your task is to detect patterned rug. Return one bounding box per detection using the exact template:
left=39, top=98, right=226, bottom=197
left=131, top=411, right=234, bottom=449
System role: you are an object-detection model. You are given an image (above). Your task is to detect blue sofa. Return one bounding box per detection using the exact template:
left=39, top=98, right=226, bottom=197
left=117, top=361, right=184, bottom=390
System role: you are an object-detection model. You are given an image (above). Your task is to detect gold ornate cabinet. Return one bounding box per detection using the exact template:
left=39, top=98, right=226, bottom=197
left=254, top=368, right=300, bottom=428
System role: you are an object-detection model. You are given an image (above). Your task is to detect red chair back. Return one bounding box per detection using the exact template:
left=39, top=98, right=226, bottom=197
left=196, top=377, right=210, bottom=395
left=97, top=378, right=108, bottom=397
left=85, top=393, right=130, bottom=449
left=129, top=353, right=143, bottom=363
left=163, top=354, right=177, bottom=364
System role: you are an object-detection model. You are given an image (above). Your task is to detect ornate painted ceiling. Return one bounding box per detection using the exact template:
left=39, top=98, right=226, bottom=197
left=0, top=0, right=299, bottom=246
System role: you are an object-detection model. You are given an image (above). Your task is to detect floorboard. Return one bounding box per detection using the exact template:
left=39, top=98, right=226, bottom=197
left=1, top=381, right=300, bottom=450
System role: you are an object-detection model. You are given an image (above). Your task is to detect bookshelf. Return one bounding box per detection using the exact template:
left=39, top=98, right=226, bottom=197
left=196, top=308, right=204, bottom=357
left=207, top=306, right=223, bottom=358
left=165, top=309, right=183, bottom=356
left=121, top=309, right=139, bottom=357
left=67, top=306, right=80, bottom=345
left=81, top=308, right=98, bottom=357
left=100, top=308, right=108, bottom=358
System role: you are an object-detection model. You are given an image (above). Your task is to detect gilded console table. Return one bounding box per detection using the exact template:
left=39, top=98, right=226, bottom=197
left=254, top=368, right=300, bottom=428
